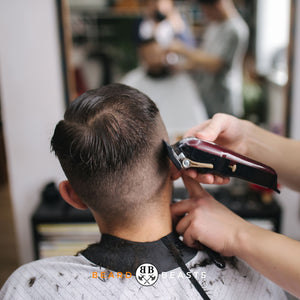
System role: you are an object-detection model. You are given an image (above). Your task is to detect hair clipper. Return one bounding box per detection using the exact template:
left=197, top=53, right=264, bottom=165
left=164, top=137, right=280, bottom=193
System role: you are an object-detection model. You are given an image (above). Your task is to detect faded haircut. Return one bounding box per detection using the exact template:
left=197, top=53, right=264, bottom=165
left=51, top=83, right=169, bottom=226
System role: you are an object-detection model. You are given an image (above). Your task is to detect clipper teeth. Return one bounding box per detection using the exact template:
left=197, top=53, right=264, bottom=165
left=163, top=141, right=182, bottom=170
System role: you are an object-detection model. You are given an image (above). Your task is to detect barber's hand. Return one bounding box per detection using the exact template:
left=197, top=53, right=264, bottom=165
left=168, top=39, right=187, bottom=56
left=171, top=175, right=250, bottom=257
left=183, top=113, right=250, bottom=184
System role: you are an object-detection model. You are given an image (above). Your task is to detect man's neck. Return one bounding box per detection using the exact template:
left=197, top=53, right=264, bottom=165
left=92, top=177, right=175, bottom=242
left=93, top=195, right=174, bottom=242
left=108, top=207, right=173, bottom=242
left=218, top=1, right=238, bottom=22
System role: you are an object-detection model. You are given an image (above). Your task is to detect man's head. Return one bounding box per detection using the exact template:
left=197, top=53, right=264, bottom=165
left=197, top=0, right=233, bottom=22
left=51, top=84, right=172, bottom=231
left=143, top=0, right=175, bottom=21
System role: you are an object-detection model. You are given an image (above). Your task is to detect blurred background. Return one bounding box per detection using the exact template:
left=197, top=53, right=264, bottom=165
left=0, top=1, right=299, bottom=295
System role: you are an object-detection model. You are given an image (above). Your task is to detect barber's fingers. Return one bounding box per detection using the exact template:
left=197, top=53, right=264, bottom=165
left=182, top=175, right=208, bottom=199
left=171, top=198, right=194, bottom=221
left=184, top=113, right=232, bottom=142
left=168, top=39, right=185, bottom=54
left=184, top=119, right=211, bottom=139
left=195, top=113, right=227, bottom=141
left=201, top=174, right=230, bottom=185
left=184, top=170, right=230, bottom=185
left=175, top=209, right=191, bottom=236
left=175, top=210, right=203, bottom=249
left=182, top=224, right=202, bottom=249
left=213, top=175, right=230, bottom=185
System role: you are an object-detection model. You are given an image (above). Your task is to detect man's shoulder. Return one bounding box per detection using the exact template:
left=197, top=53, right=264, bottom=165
left=185, top=251, right=287, bottom=300
left=0, top=255, right=94, bottom=299
left=224, top=16, right=249, bottom=39
left=17, top=254, right=88, bottom=271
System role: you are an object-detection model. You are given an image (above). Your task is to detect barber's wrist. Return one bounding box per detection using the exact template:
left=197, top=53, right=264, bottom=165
left=241, top=119, right=257, bottom=158
left=234, top=221, right=259, bottom=260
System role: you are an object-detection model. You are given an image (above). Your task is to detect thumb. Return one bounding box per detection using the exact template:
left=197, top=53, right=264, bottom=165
left=195, top=119, right=223, bottom=142
left=182, top=175, right=208, bottom=199
left=196, top=113, right=233, bottom=142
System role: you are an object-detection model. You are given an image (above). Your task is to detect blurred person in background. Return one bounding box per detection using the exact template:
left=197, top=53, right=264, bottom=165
left=123, top=0, right=208, bottom=142
left=169, top=0, right=249, bottom=118
left=137, top=0, right=196, bottom=48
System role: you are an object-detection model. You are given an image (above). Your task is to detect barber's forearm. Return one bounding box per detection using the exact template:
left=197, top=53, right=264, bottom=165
left=182, top=49, right=224, bottom=73
left=236, top=224, right=300, bottom=298
left=246, top=122, right=300, bottom=191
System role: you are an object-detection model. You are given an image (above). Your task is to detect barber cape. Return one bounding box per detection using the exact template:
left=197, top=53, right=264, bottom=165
left=0, top=232, right=286, bottom=299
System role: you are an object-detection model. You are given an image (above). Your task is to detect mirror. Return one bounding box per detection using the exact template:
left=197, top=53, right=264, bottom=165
left=57, top=0, right=292, bottom=137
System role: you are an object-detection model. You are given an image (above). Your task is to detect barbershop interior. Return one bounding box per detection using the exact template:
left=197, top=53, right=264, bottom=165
left=0, top=0, right=300, bottom=298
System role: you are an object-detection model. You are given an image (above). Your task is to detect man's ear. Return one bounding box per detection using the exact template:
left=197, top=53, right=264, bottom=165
left=59, top=180, right=88, bottom=210
left=170, top=162, right=181, bottom=181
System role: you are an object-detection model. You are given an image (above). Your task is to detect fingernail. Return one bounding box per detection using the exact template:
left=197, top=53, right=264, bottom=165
left=196, top=133, right=209, bottom=141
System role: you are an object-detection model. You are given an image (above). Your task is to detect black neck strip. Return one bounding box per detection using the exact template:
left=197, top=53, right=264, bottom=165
left=80, top=231, right=197, bottom=275
left=161, top=235, right=211, bottom=300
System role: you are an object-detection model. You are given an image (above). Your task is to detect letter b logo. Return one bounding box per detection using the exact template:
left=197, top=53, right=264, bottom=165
left=136, top=263, right=158, bottom=286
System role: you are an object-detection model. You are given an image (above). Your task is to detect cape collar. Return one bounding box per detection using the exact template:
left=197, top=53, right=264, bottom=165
left=80, top=231, right=197, bottom=274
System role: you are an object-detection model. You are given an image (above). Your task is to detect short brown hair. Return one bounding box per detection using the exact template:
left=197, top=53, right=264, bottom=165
left=51, top=84, right=169, bottom=225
